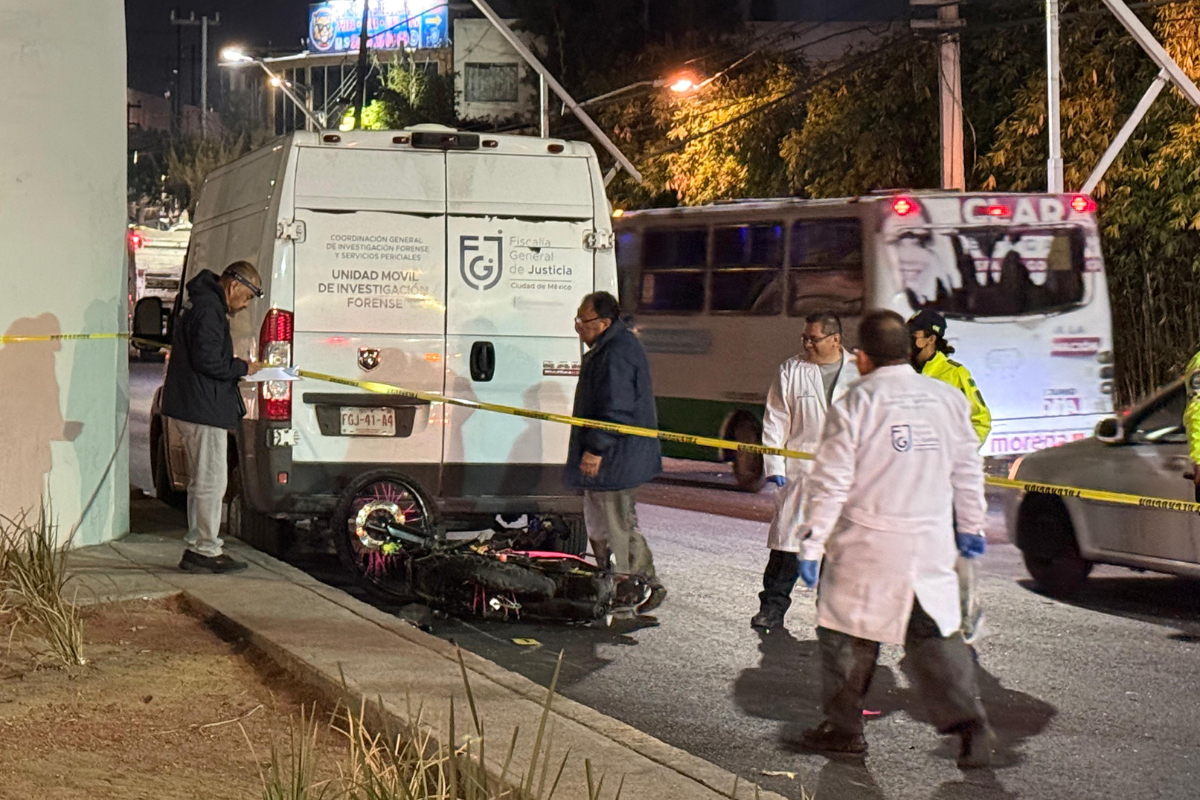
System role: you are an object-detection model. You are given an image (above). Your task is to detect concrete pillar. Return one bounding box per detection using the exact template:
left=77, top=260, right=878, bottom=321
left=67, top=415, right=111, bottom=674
left=0, top=0, right=129, bottom=545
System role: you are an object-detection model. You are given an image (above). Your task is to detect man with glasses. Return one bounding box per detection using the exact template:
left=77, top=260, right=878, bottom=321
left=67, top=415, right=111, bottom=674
left=162, top=261, right=263, bottom=573
left=564, top=291, right=666, bottom=613
left=751, top=311, right=859, bottom=632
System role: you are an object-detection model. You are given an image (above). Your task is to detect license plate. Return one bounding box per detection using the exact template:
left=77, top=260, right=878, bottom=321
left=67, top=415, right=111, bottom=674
left=339, top=407, right=396, bottom=436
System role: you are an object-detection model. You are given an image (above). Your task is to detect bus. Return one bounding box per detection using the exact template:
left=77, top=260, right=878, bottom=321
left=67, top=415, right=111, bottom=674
left=614, top=192, right=1115, bottom=488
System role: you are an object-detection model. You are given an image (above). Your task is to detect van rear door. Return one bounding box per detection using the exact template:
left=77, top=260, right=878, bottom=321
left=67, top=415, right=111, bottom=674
left=290, top=146, right=447, bottom=480
left=443, top=152, right=596, bottom=498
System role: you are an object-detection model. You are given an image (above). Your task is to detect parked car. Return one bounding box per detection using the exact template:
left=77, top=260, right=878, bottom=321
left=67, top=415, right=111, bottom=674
left=1007, top=377, right=1198, bottom=595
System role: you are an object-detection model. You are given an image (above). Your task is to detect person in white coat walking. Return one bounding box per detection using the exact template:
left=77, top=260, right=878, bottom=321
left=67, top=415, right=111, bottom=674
left=751, top=311, right=858, bottom=632
left=796, top=310, right=994, bottom=768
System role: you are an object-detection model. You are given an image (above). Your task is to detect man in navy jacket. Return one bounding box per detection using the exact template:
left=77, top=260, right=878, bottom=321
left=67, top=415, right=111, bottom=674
left=162, top=261, right=263, bottom=573
left=564, top=291, right=665, bottom=612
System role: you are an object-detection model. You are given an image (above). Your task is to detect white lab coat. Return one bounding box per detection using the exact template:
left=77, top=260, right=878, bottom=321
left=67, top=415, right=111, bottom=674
left=761, top=349, right=859, bottom=551
left=800, top=365, right=987, bottom=645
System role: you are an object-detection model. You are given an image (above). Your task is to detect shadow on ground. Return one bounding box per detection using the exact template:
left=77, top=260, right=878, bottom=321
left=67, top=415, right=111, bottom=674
left=1017, top=574, right=1200, bottom=640
left=733, top=629, right=1056, bottom=799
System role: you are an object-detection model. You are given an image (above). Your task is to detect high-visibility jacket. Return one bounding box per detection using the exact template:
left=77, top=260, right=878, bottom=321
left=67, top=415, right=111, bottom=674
left=919, top=351, right=992, bottom=446
left=1184, top=350, right=1200, bottom=464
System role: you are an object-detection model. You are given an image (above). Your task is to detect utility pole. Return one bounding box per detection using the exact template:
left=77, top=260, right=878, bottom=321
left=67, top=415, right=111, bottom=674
left=911, top=1, right=965, bottom=191
left=1046, top=0, right=1063, bottom=193
left=353, top=0, right=372, bottom=129
left=171, top=11, right=221, bottom=137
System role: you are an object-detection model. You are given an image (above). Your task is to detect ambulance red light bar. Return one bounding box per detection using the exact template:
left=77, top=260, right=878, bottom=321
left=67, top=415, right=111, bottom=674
left=1070, top=194, right=1097, bottom=214
left=128, top=231, right=145, bottom=248
left=891, top=196, right=919, bottom=216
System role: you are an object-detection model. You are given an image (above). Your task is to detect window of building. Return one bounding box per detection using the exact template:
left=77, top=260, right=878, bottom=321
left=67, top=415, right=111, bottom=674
left=711, top=224, right=784, bottom=315
left=788, top=218, right=865, bottom=317
left=638, top=228, right=706, bottom=313
left=464, top=63, right=519, bottom=103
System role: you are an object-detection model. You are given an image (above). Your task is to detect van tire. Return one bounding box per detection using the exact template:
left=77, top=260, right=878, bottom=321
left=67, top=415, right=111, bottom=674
left=564, top=516, right=588, bottom=556
left=1017, top=494, right=1092, bottom=597
left=728, top=415, right=765, bottom=492
left=227, top=467, right=294, bottom=557
left=331, top=470, right=438, bottom=601
left=153, top=434, right=187, bottom=511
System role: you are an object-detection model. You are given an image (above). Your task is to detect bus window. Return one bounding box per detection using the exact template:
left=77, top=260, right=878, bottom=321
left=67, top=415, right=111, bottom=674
left=638, top=228, right=706, bottom=312
left=895, top=227, right=1086, bottom=317
left=787, top=219, right=865, bottom=318
left=711, top=224, right=783, bottom=315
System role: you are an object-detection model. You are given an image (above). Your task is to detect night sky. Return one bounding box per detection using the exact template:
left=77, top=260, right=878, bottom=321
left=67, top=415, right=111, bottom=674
left=124, top=0, right=910, bottom=101
left=126, top=0, right=312, bottom=97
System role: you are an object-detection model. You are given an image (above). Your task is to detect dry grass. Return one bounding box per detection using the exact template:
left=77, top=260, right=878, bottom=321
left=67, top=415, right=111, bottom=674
left=252, top=650, right=597, bottom=800
left=0, top=505, right=85, bottom=666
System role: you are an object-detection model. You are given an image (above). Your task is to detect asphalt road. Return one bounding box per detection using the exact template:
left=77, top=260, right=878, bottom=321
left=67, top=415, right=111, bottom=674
left=127, top=362, right=1200, bottom=799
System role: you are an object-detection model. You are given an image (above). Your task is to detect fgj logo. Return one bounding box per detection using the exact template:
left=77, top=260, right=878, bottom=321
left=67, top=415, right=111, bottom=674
left=891, top=425, right=912, bottom=453
left=460, top=234, right=503, bottom=291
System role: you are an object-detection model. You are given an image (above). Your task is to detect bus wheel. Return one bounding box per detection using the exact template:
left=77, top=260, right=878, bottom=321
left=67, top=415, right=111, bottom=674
left=728, top=415, right=765, bottom=492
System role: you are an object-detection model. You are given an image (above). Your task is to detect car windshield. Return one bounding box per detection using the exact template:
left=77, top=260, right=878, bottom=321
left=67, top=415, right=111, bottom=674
left=890, top=227, right=1086, bottom=317
left=1128, top=382, right=1186, bottom=444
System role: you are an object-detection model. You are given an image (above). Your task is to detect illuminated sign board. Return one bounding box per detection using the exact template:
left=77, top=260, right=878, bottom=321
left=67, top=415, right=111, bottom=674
left=308, top=1, right=448, bottom=54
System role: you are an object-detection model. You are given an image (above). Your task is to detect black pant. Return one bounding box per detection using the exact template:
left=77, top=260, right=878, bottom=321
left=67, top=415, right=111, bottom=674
left=757, top=549, right=800, bottom=617
left=817, top=599, right=988, bottom=736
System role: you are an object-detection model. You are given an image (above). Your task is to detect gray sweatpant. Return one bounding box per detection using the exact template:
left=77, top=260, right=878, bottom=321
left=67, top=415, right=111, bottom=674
left=582, top=488, right=658, bottom=582
left=174, top=419, right=228, bottom=558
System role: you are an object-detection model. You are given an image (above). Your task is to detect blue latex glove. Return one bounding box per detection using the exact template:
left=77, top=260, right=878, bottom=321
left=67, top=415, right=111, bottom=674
left=956, top=533, right=986, bottom=559
left=767, top=475, right=786, bottom=487
left=799, top=559, right=820, bottom=587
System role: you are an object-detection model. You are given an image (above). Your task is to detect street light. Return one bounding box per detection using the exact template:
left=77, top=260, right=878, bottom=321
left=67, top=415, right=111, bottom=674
left=220, top=47, right=326, bottom=129
left=576, top=72, right=705, bottom=108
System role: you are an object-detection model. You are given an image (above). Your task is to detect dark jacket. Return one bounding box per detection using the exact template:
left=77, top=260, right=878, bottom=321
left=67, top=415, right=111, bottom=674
left=564, top=320, right=662, bottom=491
left=161, top=270, right=249, bottom=431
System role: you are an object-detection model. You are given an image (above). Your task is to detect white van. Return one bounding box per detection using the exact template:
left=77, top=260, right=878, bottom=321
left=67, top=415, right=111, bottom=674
left=137, top=127, right=617, bottom=590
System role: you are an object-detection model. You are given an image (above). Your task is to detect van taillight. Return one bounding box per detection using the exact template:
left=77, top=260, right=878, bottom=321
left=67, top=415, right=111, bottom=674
left=259, top=308, right=293, bottom=421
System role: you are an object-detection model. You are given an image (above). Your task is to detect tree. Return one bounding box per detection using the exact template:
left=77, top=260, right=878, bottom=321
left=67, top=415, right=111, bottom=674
left=365, top=56, right=457, bottom=129
left=781, top=35, right=939, bottom=197
left=658, top=55, right=806, bottom=205
left=164, top=131, right=271, bottom=216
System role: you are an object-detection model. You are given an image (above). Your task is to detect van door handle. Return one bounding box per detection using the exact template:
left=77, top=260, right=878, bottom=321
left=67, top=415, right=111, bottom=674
left=470, top=341, right=495, bottom=382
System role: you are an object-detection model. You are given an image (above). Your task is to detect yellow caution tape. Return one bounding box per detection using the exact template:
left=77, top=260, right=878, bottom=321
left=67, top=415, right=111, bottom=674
left=6, top=332, right=1198, bottom=514
left=987, top=477, right=1200, bottom=513
left=295, top=369, right=1200, bottom=513
left=0, top=332, right=129, bottom=343
left=294, top=369, right=813, bottom=460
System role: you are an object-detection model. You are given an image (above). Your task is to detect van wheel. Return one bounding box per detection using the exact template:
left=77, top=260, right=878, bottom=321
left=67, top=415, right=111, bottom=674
left=1017, top=495, right=1092, bottom=597
left=227, top=467, right=294, bottom=557
left=331, top=471, right=438, bottom=601
left=728, top=415, right=765, bottom=492
left=153, top=435, right=186, bottom=511
left=564, top=516, right=588, bottom=556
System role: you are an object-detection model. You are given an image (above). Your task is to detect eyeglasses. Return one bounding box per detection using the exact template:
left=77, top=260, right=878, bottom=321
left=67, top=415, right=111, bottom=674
left=229, top=272, right=264, bottom=299
left=801, top=333, right=836, bottom=345
left=574, top=315, right=602, bottom=325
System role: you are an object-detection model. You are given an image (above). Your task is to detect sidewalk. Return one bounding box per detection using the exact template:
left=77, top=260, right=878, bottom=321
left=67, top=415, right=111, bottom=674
left=65, top=500, right=785, bottom=800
